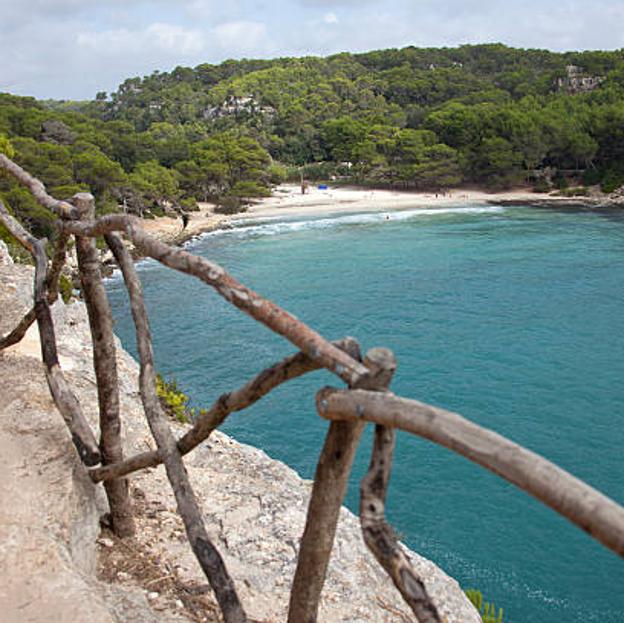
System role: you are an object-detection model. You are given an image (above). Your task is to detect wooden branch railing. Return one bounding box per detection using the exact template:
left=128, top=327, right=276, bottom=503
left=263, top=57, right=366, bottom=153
left=0, top=199, right=100, bottom=465
left=288, top=347, right=404, bottom=622
left=89, top=336, right=362, bottom=483
left=1, top=153, right=623, bottom=623
left=74, top=194, right=135, bottom=537
left=105, top=232, right=246, bottom=622
left=0, top=231, right=68, bottom=349
left=316, top=387, right=624, bottom=557
left=59, top=214, right=370, bottom=387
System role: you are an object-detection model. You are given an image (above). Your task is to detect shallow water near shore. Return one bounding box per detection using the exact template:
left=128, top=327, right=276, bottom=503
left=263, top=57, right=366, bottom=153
left=107, top=203, right=624, bottom=622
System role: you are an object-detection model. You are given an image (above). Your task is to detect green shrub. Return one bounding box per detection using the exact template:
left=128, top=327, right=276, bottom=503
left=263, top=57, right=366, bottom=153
left=465, top=589, right=504, bottom=623
left=155, top=374, right=197, bottom=424
left=267, top=163, right=288, bottom=185
left=532, top=179, right=550, bottom=193
left=1, top=186, right=55, bottom=239
left=600, top=169, right=624, bottom=194
left=58, top=274, right=73, bottom=304
left=230, top=181, right=271, bottom=198
left=582, top=168, right=601, bottom=187
left=147, top=204, right=166, bottom=217
left=0, top=134, right=15, bottom=158
left=554, top=186, right=589, bottom=197
left=554, top=172, right=568, bottom=190
left=179, top=196, right=199, bottom=211
left=214, top=195, right=247, bottom=214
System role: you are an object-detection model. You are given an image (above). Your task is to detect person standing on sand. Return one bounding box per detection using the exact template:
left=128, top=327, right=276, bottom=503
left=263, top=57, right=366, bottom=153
left=181, top=212, right=189, bottom=229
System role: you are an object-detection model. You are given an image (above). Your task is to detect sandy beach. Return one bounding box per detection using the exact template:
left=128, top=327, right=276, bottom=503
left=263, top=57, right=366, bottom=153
left=142, top=183, right=609, bottom=244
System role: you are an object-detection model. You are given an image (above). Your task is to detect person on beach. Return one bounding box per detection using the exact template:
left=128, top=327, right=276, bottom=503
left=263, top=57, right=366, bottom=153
left=181, top=212, right=189, bottom=229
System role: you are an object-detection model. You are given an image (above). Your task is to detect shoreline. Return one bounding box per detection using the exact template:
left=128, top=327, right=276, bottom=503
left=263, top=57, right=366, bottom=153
left=141, top=183, right=620, bottom=247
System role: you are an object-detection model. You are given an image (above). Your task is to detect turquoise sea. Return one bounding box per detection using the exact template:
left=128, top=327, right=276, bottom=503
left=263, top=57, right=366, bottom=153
left=107, top=204, right=624, bottom=622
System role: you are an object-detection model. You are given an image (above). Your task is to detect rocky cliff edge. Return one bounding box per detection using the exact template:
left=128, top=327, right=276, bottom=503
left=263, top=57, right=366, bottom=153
left=0, top=259, right=480, bottom=623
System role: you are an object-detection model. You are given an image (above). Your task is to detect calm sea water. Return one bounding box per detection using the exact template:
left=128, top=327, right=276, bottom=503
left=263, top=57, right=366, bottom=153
left=107, top=204, right=624, bottom=622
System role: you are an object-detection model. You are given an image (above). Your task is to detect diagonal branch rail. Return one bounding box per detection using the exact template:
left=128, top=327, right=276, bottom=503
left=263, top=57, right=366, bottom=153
left=0, top=154, right=78, bottom=219
left=0, top=231, right=69, bottom=351
left=89, top=337, right=361, bottom=483
left=316, top=387, right=624, bottom=558
left=105, top=232, right=247, bottom=623
left=60, top=214, right=370, bottom=387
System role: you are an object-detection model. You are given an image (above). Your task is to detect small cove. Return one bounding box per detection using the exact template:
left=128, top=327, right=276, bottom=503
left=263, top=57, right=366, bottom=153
left=107, top=203, right=624, bottom=622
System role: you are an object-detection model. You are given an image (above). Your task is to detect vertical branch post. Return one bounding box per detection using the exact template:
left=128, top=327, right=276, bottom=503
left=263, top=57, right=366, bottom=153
left=74, top=194, right=134, bottom=537
left=361, top=425, right=441, bottom=622
left=288, top=347, right=396, bottom=623
left=105, top=233, right=247, bottom=623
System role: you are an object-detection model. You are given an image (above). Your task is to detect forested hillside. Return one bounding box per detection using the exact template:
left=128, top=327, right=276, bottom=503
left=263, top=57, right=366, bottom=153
left=2, top=43, right=624, bottom=237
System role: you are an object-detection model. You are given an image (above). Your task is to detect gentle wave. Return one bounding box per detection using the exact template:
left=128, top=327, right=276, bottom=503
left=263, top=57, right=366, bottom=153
left=191, top=205, right=507, bottom=244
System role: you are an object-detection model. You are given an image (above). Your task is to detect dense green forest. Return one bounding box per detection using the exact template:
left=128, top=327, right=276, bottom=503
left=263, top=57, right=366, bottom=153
left=2, top=43, right=624, bottom=238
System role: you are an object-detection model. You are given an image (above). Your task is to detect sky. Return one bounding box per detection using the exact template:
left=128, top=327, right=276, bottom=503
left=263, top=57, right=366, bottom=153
left=2, top=0, right=623, bottom=101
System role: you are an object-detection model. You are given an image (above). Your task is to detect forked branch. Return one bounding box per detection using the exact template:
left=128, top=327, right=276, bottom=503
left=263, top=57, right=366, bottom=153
left=361, top=425, right=440, bottom=622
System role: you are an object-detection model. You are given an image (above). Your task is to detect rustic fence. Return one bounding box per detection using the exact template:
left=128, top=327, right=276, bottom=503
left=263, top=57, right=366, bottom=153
left=1, top=152, right=623, bottom=623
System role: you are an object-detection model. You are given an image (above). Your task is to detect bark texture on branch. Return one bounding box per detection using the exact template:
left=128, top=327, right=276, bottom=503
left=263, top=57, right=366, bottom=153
left=317, top=387, right=624, bottom=558
left=0, top=154, right=77, bottom=219
left=0, top=231, right=69, bottom=351
left=89, top=336, right=361, bottom=483
left=105, top=233, right=247, bottom=623
left=61, top=215, right=369, bottom=387
left=287, top=347, right=396, bottom=623
left=74, top=195, right=134, bottom=537
left=0, top=200, right=100, bottom=465
left=361, top=425, right=440, bottom=622
left=0, top=306, right=36, bottom=350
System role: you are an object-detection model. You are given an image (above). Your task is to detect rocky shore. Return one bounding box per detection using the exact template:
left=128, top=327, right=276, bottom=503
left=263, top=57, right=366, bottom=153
left=0, top=257, right=480, bottom=622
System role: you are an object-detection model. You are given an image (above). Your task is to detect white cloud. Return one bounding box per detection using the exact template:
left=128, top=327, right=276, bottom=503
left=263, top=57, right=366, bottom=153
left=1, top=0, right=624, bottom=100
left=212, top=21, right=271, bottom=55
left=77, top=23, right=204, bottom=55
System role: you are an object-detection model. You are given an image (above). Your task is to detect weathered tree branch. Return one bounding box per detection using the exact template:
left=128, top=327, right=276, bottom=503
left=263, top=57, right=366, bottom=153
left=74, top=194, right=134, bottom=537
left=60, top=214, right=370, bottom=387
left=287, top=347, right=396, bottom=623
left=89, top=336, right=361, bottom=483
left=0, top=200, right=100, bottom=465
left=0, top=154, right=77, bottom=219
left=316, top=387, right=624, bottom=558
left=0, top=307, right=36, bottom=350
left=0, top=231, right=69, bottom=351
left=46, top=230, right=70, bottom=303
left=105, top=232, right=247, bottom=623
left=361, top=425, right=440, bottom=622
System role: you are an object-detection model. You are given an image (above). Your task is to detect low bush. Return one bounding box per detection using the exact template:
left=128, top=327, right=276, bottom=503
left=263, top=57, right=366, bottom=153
left=465, top=589, right=504, bottom=623
left=214, top=196, right=247, bottom=214
left=155, top=374, right=196, bottom=424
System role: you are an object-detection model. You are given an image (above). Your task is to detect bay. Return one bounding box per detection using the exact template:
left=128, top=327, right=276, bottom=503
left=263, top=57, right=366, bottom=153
left=107, top=204, right=624, bottom=622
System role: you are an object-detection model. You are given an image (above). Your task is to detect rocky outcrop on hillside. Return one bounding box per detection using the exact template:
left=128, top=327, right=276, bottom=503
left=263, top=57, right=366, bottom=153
left=0, top=262, right=480, bottom=623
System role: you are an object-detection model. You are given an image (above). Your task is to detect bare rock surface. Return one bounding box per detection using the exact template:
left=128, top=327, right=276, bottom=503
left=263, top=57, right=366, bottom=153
left=0, top=240, right=12, bottom=265
left=0, top=264, right=480, bottom=623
